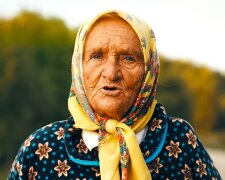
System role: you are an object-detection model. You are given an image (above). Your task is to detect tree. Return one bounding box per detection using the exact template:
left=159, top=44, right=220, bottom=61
left=0, top=11, right=76, bottom=172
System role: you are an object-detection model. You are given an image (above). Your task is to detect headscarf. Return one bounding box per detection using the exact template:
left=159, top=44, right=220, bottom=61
left=68, top=10, right=159, bottom=180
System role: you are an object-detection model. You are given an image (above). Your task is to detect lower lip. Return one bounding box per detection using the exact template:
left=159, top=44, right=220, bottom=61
left=101, top=89, right=122, bottom=96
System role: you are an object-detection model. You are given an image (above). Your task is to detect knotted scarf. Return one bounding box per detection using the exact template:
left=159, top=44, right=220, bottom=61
left=68, top=10, right=159, bottom=180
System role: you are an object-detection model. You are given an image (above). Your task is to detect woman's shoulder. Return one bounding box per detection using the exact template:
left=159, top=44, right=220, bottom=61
left=148, top=108, right=222, bottom=179
left=25, top=119, right=68, bottom=143
left=34, top=119, right=67, bottom=133
left=165, top=115, right=199, bottom=144
left=12, top=119, right=71, bottom=160
left=167, top=116, right=195, bottom=132
left=8, top=118, right=72, bottom=179
left=154, top=103, right=196, bottom=136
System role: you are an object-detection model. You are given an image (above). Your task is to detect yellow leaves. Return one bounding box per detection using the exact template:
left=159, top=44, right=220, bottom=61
left=182, top=66, right=218, bottom=134
left=219, top=94, right=225, bottom=110
left=158, top=55, right=223, bottom=135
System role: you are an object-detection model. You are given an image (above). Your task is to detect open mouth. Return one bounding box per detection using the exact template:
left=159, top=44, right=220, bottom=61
left=103, top=86, right=118, bottom=91
left=102, top=86, right=121, bottom=96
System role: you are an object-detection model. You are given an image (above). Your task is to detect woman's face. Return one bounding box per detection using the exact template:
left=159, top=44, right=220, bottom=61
left=83, top=17, right=145, bottom=120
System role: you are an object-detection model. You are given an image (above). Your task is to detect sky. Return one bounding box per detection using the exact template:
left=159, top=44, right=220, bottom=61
left=1, top=0, right=225, bottom=74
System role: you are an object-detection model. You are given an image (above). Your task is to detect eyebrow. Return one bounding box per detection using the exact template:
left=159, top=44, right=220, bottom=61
left=85, top=45, right=143, bottom=58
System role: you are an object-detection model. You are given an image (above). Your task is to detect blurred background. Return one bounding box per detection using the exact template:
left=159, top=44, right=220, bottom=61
left=0, top=0, right=225, bottom=178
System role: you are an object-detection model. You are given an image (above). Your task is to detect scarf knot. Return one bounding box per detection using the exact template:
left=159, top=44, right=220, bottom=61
left=105, top=119, right=118, bottom=135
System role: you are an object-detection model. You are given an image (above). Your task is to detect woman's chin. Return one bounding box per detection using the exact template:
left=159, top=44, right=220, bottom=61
left=93, top=100, right=128, bottom=120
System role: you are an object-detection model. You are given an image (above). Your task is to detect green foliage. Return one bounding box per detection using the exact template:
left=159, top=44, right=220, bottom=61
left=0, top=11, right=76, bottom=173
left=0, top=11, right=225, bottom=179
left=157, top=57, right=225, bottom=135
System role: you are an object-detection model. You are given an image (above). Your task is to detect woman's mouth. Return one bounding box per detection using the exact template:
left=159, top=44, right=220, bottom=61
left=101, top=86, right=122, bottom=96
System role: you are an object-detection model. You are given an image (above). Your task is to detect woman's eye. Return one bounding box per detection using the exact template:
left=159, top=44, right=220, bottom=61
left=91, top=53, right=102, bottom=60
left=124, top=56, right=134, bottom=62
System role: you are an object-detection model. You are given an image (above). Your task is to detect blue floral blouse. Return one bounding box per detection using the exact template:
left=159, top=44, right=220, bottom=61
left=8, top=104, right=221, bottom=179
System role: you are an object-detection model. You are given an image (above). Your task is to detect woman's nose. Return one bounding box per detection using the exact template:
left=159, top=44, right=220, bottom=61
left=102, top=55, right=121, bottom=81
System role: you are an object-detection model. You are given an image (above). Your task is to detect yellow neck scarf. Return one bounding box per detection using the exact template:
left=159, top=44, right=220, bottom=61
left=68, top=10, right=160, bottom=180
left=69, top=96, right=157, bottom=179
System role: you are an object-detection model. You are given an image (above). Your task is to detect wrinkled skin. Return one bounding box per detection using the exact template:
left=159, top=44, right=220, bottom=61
left=83, top=17, right=144, bottom=120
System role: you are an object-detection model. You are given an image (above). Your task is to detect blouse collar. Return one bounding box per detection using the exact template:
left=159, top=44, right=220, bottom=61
left=82, top=126, right=148, bottom=151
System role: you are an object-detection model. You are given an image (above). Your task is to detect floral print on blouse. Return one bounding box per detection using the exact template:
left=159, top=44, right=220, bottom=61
left=8, top=104, right=221, bottom=179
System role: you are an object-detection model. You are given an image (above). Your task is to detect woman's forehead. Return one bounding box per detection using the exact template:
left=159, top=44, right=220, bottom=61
left=84, top=16, right=140, bottom=44
left=83, top=17, right=142, bottom=54
left=89, top=16, right=135, bottom=36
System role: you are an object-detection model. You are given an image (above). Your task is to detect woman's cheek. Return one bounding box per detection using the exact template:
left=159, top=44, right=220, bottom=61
left=125, top=67, right=144, bottom=90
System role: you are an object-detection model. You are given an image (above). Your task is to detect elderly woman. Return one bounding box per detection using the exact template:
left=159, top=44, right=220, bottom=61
left=8, top=10, right=221, bottom=179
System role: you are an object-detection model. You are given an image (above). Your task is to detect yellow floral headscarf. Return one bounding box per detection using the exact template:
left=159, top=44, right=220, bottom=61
left=68, top=10, right=159, bottom=180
